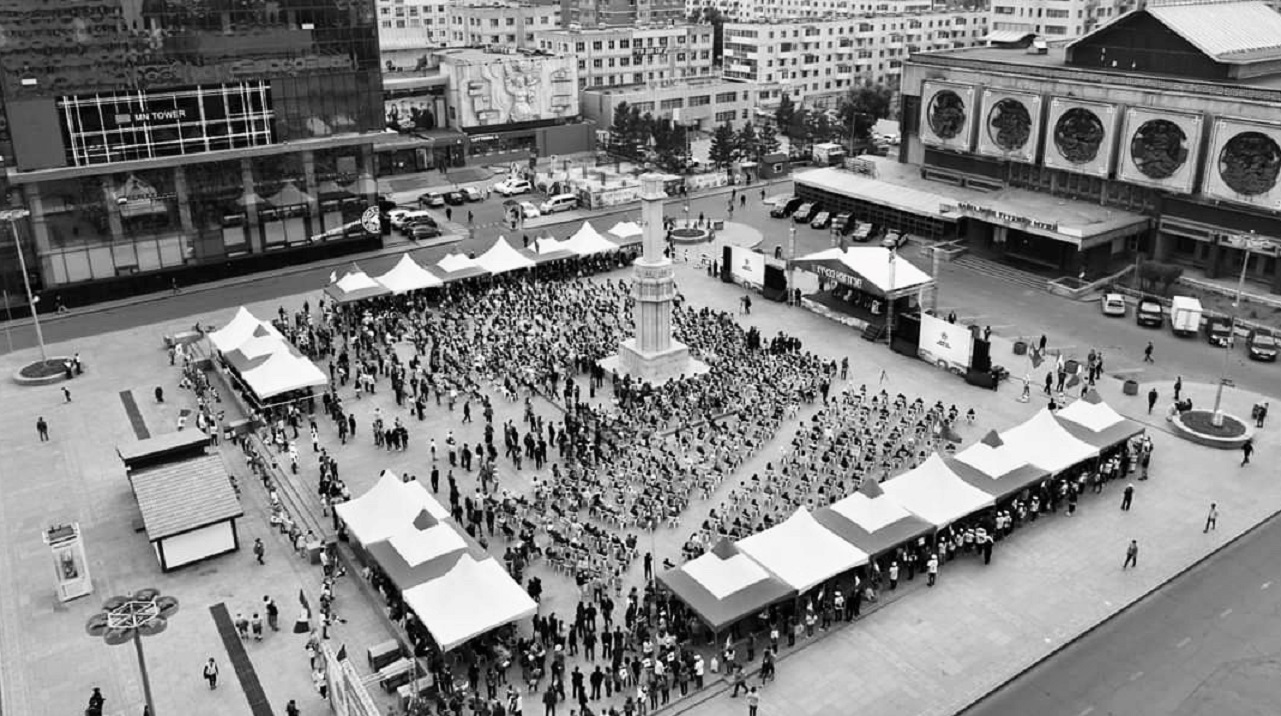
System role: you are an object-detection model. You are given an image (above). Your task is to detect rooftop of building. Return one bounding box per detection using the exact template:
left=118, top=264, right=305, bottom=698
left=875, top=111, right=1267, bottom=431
left=433, top=46, right=566, bottom=63
left=722, top=8, right=987, bottom=25
left=580, top=75, right=772, bottom=94
left=910, top=44, right=1281, bottom=90
left=536, top=23, right=713, bottom=35
left=1073, top=0, right=1281, bottom=64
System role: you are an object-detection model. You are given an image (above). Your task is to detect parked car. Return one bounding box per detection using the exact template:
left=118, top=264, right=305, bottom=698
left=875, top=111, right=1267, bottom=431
left=833, top=212, right=854, bottom=233
left=1135, top=296, right=1164, bottom=327
left=810, top=211, right=832, bottom=229
left=1100, top=293, right=1127, bottom=317
left=517, top=200, right=541, bottom=219
left=443, top=190, right=466, bottom=206
left=409, top=224, right=443, bottom=240
left=1205, top=316, right=1234, bottom=347
left=397, top=211, right=436, bottom=233
left=462, top=187, right=484, bottom=202
left=881, top=231, right=909, bottom=249
left=388, top=208, right=412, bottom=229
left=540, top=193, right=578, bottom=214
left=493, top=178, right=532, bottom=197
left=1247, top=329, right=1278, bottom=361
left=793, top=202, right=820, bottom=223
left=770, top=196, right=804, bottom=218
left=849, top=222, right=874, bottom=242
left=418, top=192, right=445, bottom=208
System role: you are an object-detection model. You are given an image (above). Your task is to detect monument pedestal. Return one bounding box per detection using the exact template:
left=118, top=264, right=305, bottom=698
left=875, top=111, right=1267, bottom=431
left=600, top=338, right=708, bottom=387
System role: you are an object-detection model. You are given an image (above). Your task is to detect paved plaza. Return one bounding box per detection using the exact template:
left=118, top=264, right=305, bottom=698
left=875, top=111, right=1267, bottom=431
left=0, top=244, right=1277, bottom=716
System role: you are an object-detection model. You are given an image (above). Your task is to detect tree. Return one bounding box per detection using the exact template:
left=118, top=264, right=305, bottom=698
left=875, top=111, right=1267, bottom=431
left=735, top=122, right=759, bottom=162
left=787, top=106, right=812, bottom=157
left=708, top=123, right=739, bottom=169
left=650, top=117, right=689, bottom=172
left=774, top=93, right=797, bottom=145
left=838, top=83, right=895, bottom=151
left=756, top=125, right=780, bottom=159
left=608, top=101, right=645, bottom=159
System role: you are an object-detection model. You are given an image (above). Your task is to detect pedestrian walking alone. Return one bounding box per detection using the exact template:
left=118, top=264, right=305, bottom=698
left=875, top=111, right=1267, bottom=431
left=1147, top=388, right=1158, bottom=415
left=253, top=537, right=265, bottom=565
left=36, top=416, right=49, bottom=441
left=1204, top=503, right=1218, bottom=533
left=264, top=595, right=280, bottom=631
left=1143, top=341, right=1154, bottom=363
left=1123, top=539, right=1139, bottom=570
left=87, top=687, right=105, bottom=716
left=1257, top=402, right=1269, bottom=428
left=203, top=657, right=219, bottom=689
left=926, top=553, right=939, bottom=587
left=1241, top=437, right=1254, bottom=466
left=1121, top=483, right=1134, bottom=511
left=747, top=687, right=760, bottom=716
left=62, top=386, right=72, bottom=402
left=1174, top=375, right=1183, bottom=401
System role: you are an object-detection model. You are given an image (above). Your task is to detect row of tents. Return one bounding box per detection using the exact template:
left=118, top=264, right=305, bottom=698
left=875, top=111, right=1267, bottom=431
left=334, top=472, right=537, bottom=652
left=324, top=220, right=643, bottom=304
left=658, top=393, right=1145, bottom=632
left=206, top=307, right=328, bottom=401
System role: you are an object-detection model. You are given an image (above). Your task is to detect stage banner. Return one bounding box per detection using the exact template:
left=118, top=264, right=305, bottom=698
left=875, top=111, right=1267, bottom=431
left=918, top=312, right=973, bottom=372
left=730, top=246, right=765, bottom=287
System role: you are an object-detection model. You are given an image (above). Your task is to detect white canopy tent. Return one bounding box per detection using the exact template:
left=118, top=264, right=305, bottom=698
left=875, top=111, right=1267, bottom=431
left=475, top=237, right=536, bottom=274
left=208, top=307, right=283, bottom=353
left=879, top=453, right=995, bottom=527
left=234, top=334, right=289, bottom=360
left=563, top=221, right=623, bottom=255
left=239, top=350, right=328, bottom=400
left=607, top=221, right=643, bottom=239
left=1001, top=409, right=1098, bottom=473
left=737, top=509, right=868, bottom=592
left=794, top=246, right=933, bottom=295
left=402, top=555, right=538, bottom=651
left=324, top=266, right=392, bottom=304
left=387, top=522, right=468, bottom=567
left=1056, top=399, right=1127, bottom=432
left=334, top=471, right=450, bottom=546
left=534, top=236, right=572, bottom=255
left=1054, top=393, right=1145, bottom=449
left=436, top=252, right=489, bottom=279
left=375, top=255, right=443, bottom=294
left=683, top=552, right=775, bottom=600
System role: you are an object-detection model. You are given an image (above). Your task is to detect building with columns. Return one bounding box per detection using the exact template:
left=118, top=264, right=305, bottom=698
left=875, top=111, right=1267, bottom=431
left=0, top=0, right=386, bottom=305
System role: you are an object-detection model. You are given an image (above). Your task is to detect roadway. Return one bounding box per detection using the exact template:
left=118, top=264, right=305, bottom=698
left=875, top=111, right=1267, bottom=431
left=962, top=509, right=1281, bottom=716
left=2, top=176, right=1277, bottom=401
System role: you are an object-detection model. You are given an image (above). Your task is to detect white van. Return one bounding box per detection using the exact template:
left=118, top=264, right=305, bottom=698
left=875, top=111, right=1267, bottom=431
left=539, top=193, right=578, bottom=214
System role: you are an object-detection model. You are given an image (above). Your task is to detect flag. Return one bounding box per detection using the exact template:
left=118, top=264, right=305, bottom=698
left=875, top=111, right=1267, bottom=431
left=858, top=477, right=884, bottom=498
left=299, top=588, right=310, bottom=612
left=335, top=644, right=348, bottom=661
left=328, top=271, right=337, bottom=284
left=1030, top=350, right=1044, bottom=369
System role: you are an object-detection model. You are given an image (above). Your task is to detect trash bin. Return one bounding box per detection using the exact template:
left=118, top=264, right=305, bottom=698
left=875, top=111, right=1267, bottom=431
left=1123, top=379, right=1139, bottom=396
left=1064, top=359, right=1080, bottom=374
left=1013, top=341, right=1027, bottom=356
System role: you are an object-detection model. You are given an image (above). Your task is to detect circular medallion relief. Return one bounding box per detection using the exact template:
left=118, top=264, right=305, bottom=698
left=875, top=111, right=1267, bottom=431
left=987, top=98, right=1032, bottom=151
left=1130, top=119, right=1188, bottom=180
left=1053, top=107, right=1106, bottom=164
left=1218, top=131, right=1281, bottom=196
left=927, top=90, right=966, bottom=140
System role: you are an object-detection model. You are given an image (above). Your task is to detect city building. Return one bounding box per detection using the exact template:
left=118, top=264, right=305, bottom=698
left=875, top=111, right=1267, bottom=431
left=581, top=76, right=781, bottom=131
left=722, top=12, right=989, bottom=107
left=536, top=25, right=717, bottom=89
left=987, top=0, right=1134, bottom=40
left=378, top=48, right=595, bottom=176
left=694, top=0, right=934, bottom=22
left=448, top=1, right=562, bottom=50
left=792, top=0, right=1281, bottom=290
left=562, top=0, right=686, bottom=28
left=377, top=0, right=452, bottom=65
left=0, top=0, right=385, bottom=305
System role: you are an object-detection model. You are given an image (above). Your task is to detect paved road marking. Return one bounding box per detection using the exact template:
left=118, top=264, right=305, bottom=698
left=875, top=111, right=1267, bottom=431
left=1263, top=582, right=1272, bottom=590
left=1129, top=671, right=1144, bottom=682
left=1220, top=608, right=1233, bottom=618
left=1079, top=707, right=1095, bottom=716
left=1176, top=637, right=1192, bottom=649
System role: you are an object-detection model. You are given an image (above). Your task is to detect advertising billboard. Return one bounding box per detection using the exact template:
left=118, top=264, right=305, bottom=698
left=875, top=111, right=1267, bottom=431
left=57, top=82, right=274, bottom=167
left=729, top=246, right=765, bottom=287
left=445, top=54, right=579, bottom=128
left=918, top=312, right=973, bottom=372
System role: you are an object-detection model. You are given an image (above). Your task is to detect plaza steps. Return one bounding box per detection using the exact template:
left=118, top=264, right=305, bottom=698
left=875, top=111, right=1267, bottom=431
left=952, top=254, right=1052, bottom=292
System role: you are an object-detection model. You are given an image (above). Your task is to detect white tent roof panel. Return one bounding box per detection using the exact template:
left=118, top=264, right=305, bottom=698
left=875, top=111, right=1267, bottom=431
left=682, top=552, right=772, bottom=600
left=737, top=510, right=867, bottom=592
left=879, top=454, right=995, bottom=527
left=403, top=555, right=537, bottom=651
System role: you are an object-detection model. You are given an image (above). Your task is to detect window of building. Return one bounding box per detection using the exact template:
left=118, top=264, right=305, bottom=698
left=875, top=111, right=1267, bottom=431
left=593, top=40, right=603, bottom=50
left=620, top=39, right=630, bottom=48
left=660, top=98, right=684, bottom=109
left=593, top=58, right=603, bottom=68
left=1045, top=24, right=1067, bottom=34
left=689, top=95, right=711, bottom=106
left=715, top=91, right=738, bottom=102
left=576, top=42, right=585, bottom=51
left=715, top=110, right=736, bottom=122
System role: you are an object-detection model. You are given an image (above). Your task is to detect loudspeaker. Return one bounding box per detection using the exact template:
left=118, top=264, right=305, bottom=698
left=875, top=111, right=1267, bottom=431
left=971, top=338, right=991, bottom=373
left=721, top=245, right=734, bottom=283
left=762, top=264, right=788, bottom=301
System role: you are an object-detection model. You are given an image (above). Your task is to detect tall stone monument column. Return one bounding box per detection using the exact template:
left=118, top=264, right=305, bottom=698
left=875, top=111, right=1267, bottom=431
left=601, top=173, right=707, bottom=385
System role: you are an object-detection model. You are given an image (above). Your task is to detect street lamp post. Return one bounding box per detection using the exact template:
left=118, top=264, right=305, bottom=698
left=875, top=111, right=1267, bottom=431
left=0, top=208, right=43, bottom=360
left=1212, top=231, right=1269, bottom=427
left=787, top=224, right=797, bottom=303
left=887, top=248, right=897, bottom=348
left=86, top=589, right=179, bottom=716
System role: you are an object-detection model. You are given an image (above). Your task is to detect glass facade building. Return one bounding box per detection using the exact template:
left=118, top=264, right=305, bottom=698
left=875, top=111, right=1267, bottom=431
left=0, top=0, right=385, bottom=304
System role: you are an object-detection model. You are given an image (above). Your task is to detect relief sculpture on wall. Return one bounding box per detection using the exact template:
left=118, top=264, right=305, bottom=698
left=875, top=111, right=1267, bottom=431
left=987, top=98, right=1031, bottom=151
left=1219, top=131, right=1281, bottom=196
left=1053, top=107, right=1106, bottom=164
left=927, top=90, right=966, bottom=140
left=1130, top=119, right=1188, bottom=180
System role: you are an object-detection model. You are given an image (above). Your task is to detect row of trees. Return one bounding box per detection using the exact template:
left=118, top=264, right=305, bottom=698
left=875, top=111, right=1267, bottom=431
left=774, top=83, right=895, bottom=156
left=606, top=102, right=693, bottom=173
left=707, top=121, right=781, bottom=168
